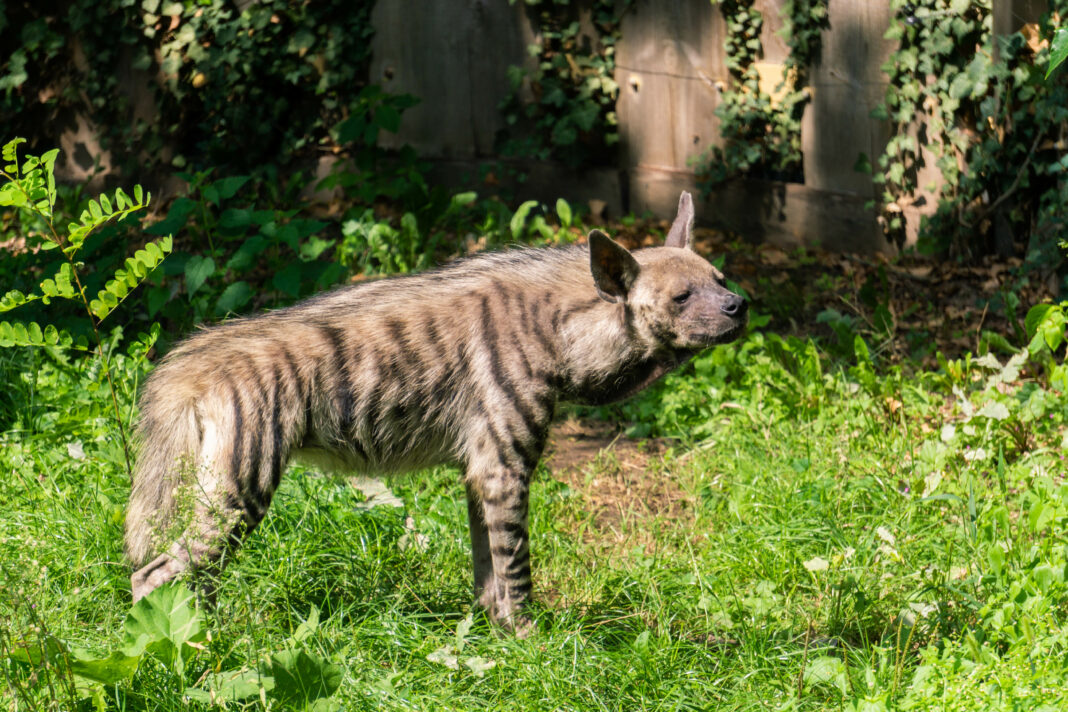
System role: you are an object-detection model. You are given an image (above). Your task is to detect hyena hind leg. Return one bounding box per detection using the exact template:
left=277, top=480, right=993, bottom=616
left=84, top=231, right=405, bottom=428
left=466, top=467, right=535, bottom=637
left=130, top=418, right=269, bottom=603
left=130, top=497, right=247, bottom=603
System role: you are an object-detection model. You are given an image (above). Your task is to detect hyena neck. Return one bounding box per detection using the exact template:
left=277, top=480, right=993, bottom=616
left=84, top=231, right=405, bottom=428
left=555, top=296, right=692, bottom=406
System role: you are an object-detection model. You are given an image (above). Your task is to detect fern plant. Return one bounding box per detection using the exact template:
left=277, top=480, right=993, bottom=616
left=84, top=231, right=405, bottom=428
left=0, top=137, right=170, bottom=475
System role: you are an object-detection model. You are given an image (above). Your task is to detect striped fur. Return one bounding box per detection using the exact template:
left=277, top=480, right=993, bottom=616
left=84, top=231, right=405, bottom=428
left=126, top=191, right=747, bottom=633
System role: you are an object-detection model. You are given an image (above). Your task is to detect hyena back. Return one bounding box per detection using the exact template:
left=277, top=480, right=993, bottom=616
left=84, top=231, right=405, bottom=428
left=126, top=191, right=747, bottom=633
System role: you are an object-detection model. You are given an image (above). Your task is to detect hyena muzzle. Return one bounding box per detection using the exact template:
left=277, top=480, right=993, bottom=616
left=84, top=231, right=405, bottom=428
left=126, top=191, right=747, bottom=634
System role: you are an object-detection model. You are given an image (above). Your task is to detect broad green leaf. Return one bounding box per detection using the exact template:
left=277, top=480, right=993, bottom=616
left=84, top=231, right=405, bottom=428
left=987, top=543, right=1004, bottom=577
left=147, top=197, right=196, bottom=236
left=215, top=280, right=253, bottom=315
left=122, top=583, right=205, bottom=673
left=184, top=255, right=215, bottom=296
left=803, top=655, right=849, bottom=695
left=1025, top=303, right=1054, bottom=339
left=376, top=104, right=402, bottom=133
left=69, top=649, right=140, bottom=685
left=186, top=668, right=271, bottom=703
left=975, top=400, right=1010, bottom=421
left=210, top=175, right=250, bottom=203
left=273, top=262, right=302, bottom=298
left=291, top=606, right=320, bottom=644
left=219, top=207, right=253, bottom=231
left=2, top=137, right=26, bottom=166
left=5, top=634, right=67, bottom=666
left=261, top=649, right=342, bottom=708
left=0, top=289, right=36, bottom=312
left=226, top=235, right=269, bottom=271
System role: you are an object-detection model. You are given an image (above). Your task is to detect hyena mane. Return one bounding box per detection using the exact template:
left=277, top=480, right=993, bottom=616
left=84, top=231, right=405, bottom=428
left=126, top=191, right=747, bottom=633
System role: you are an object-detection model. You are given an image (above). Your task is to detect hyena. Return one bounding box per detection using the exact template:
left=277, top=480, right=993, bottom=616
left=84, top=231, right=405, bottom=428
left=126, top=191, right=747, bottom=633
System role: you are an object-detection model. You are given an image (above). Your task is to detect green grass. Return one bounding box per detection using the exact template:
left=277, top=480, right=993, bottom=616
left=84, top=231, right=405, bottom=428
left=3, top=328, right=1068, bottom=711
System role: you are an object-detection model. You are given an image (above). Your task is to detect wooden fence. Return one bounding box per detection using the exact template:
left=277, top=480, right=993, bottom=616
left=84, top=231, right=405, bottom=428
left=371, top=0, right=1048, bottom=254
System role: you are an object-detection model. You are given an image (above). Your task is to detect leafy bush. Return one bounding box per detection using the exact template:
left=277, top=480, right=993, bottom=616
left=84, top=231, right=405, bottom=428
left=0, top=137, right=167, bottom=472
left=876, top=0, right=1068, bottom=260
left=0, top=0, right=382, bottom=175
left=497, top=0, right=627, bottom=167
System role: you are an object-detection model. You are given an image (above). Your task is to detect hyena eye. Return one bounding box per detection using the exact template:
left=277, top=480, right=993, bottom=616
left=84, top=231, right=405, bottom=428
left=673, top=290, right=692, bottom=305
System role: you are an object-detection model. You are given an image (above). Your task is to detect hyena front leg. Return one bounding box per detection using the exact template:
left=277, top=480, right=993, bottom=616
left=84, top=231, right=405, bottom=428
left=466, top=463, right=535, bottom=636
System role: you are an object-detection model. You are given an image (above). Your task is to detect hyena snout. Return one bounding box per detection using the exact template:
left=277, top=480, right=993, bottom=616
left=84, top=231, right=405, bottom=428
left=719, top=292, right=747, bottom=319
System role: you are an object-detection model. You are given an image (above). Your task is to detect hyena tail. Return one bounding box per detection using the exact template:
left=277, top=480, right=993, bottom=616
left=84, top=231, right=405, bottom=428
left=124, top=395, right=202, bottom=568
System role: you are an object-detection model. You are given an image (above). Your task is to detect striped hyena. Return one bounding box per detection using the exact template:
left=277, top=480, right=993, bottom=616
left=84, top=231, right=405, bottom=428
left=126, top=191, right=747, bottom=633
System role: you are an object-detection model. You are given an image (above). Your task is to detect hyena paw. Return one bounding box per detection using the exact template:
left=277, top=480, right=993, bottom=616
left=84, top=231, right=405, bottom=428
left=508, top=614, right=536, bottom=639
left=486, top=602, right=536, bottom=638
left=130, top=553, right=186, bottom=602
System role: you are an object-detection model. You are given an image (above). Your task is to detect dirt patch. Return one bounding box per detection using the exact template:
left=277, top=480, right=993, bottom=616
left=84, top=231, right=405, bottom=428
left=543, top=418, right=692, bottom=550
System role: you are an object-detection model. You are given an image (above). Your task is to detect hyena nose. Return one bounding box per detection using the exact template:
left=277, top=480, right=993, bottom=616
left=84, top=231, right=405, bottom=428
left=720, top=293, right=747, bottom=318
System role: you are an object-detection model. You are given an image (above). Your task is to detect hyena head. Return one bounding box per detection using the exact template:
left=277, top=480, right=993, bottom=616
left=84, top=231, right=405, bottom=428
left=588, top=191, right=747, bottom=353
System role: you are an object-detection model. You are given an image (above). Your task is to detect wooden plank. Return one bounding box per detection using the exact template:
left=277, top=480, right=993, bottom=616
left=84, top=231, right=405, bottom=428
left=615, top=0, right=727, bottom=172
left=801, top=0, right=897, bottom=199
left=370, top=0, right=534, bottom=158
left=630, top=166, right=893, bottom=254
left=992, top=0, right=1047, bottom=37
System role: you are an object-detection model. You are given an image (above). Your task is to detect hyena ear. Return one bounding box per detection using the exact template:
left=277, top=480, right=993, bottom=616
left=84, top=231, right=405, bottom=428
left=664, top=191, right=695, bottom=250
left=588, top=229, right=640, bottom=303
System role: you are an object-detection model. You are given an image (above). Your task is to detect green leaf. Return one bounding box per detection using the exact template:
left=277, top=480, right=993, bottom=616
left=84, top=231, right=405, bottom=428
left=376, top=104, right=402, bottom=133
left=1048, top=28, right=1068, bottom=78
left=262, top=650, right=342, bottom=708
left=1025, top=303, right=1055, bottom=339
left=987, top=543, right=1004, bottom=577
left=226, top=235, right=268, bottom=271
left=219, top=208, right=253, bottom=232
left=2, top=137, right=26, bottom=167
left=69, top=649, right=141, bottom=685
left=273, top=262, right=302, bottom=298
left=184, top=255, right=215, bottom=296
left=510, top=200, right=539, bottom=240
left=291, top=606, right=321, bottom=644
left=209, top=175, right=250, bottom=203
left=975, top=401, right=1010, bottom=421
left=215, top=280, right=253, bottom=315
left=146, top=197, right=195, bottom=236
left=803, top=655, right=849, bottom=696
left=122, top=583, right=205, bottom=674
left=0, top=289, right=36, bottom=312
left=186, top=668, right=271, bottom=703
left=555, top=197, right=572, bottom=228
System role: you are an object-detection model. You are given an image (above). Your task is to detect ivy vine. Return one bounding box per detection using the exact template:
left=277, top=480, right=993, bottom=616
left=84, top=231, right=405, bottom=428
left=497, top=0, right=630, bottom=169
left=875, top=0, right=1068, bottom=262
left=697, top=0, right=828, bottom=186
left=0, top=1, right=380, bottom=176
